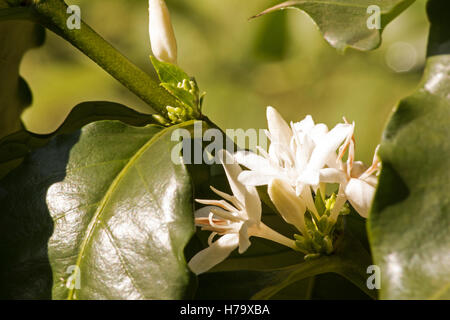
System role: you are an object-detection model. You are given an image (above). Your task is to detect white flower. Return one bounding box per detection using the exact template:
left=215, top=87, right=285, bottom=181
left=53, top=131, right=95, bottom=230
left=149, top=0, right=177, bottom=64
left=188, top=150, right=296, bottom=275
left=235, top=107, right=296, bottom=187
left=297, top=122, right=354, bottom=187
left=235, top=106, right=353, bottom=219
left=320, top=133, right=381, bottom=219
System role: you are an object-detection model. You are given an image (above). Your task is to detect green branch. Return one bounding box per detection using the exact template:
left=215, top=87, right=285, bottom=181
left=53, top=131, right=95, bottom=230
left=27, top=0, right=182, bottom=116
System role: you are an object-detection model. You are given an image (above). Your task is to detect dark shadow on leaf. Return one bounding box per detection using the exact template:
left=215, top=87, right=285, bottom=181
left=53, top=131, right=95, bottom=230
left=195, top=270, right=279, bottom=300
left=426, top=0, right=450, bottom=57
left=0, top=131, right=79, bottom=299
left=382, top=98, right=427, bottom=141
left=371, top=161, right=409, bottom=215
left=309, top=273, right=372, bottom=300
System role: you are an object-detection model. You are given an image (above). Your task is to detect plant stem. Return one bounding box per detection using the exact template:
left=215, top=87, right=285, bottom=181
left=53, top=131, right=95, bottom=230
left=32, top=0, right=182, bottom=116
left=254, top=222, right=301, bottom=252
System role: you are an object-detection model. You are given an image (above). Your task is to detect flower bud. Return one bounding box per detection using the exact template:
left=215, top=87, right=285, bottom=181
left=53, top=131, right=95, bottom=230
left=149, top=0, right=177, bottom=64
left=268, top=179, right=307, bottom=235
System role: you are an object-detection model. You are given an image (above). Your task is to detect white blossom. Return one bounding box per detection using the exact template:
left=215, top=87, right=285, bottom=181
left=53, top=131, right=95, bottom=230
left=235, top=106, right=353, bottom=219
left=188, top=150, right=296, bottom=275
left=235, top=107, right=379, bottom=219
left=320, top=140, right=380, bottom=219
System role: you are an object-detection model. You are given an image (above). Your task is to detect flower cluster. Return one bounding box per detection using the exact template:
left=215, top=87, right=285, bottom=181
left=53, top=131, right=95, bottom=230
left=189, top=107, right=380, bottom=275
left=148, top=0, right=381, bottom=275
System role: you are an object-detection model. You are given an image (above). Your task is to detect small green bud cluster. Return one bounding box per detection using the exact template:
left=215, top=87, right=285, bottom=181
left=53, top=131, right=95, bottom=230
left=152, top=106, right=190, bottom=125
left=178, top=78, right=203, bottom=113
left=166, top=104, right=197, bottom=124
left=294, top=191, right=350, bottom=260
left=162, top=77, right=203, bottom=124
left=178, top=79, right=198, bottom=98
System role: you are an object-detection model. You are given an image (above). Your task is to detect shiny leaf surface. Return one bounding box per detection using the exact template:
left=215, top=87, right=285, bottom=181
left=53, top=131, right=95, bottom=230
left=253, top=0, right=415, bottom=51
left=368, top=0, right=450, bottom=299
left=0, top=120, right=197, bottom=299
left=0, top=101, right=156, bottom=179
left=195, top=232, right=375, bottom=300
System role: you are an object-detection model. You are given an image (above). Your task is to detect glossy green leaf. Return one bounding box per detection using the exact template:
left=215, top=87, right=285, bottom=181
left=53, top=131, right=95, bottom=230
left=253, top=0, right=415, bottom=51
left=150, top=56, right=203, bottom=115
left=161, top=83, right=198, bottom=109
left=0, top=1, right=45, bottom=138
left=0, top=120, right=198, bottom=299
left=251, top=234, right=374, bottom=299
left=150, top=55, right=190, bottom=86
left=0, top=101, right=156, bottom=179
left=281, top=273, right=371, bottom=300
left=195, top=233, right=375, bottom=300
left=368, top=0, right=450, bottom=299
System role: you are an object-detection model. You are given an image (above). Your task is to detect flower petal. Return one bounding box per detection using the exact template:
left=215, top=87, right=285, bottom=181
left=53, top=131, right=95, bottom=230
left=268, top=178, right=307, bottom=234
left=267, top=106, right=292, bottom=151
left=310, top=123, right=328, bottom=144
left=221, top=150, right=262, bottom=222
left=210, top=186, right=242, bottom=210
left=363, top=175, right=378, bottom=187
left=194, top=206, right=218, bottom=218
left=330, top=184, right=347, bottom=221
left=219, top=150, right=247, bottom=206
left=299, top=185, right=319, bottom=218
left=244, top=186, right=262, bottom=223
left=188, top=234, right=239, bottom=275
left=350, top=161, right=368, bottom=178
left=234, top=151, right=278, bottom=175
left=196, top=198, right=236, bottom=213
left=319, top=168, right=346, bottom=184
left=300, top=123, right=353, bottom=185
left=299, top=169, right=320, bottom=186
left=238, top=170, right=279, bottom=186
left=344, top=178, right=376, bottom=218
left=293, top=115, right=315, bottom=133
left=238, top=221, right=252, bottom=253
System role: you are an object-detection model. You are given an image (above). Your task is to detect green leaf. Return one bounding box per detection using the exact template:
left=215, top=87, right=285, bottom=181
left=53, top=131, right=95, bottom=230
left=0, top=1, right=45, bottom=138
left=150, top=56, right=203, bottom=117
left=150, top=55, right=190, bottom=86
left=253, top=0, right=415, bottom=51
left=251, top=233, right=375, bottom=299
left=195, top=233, right=375, bottom=300
left=0, top=101, right=156, bottom=179
left=290, top=273, right=371, bottom=300
left=161, top=83, right=198, bottom=109
left=0, top=120, right=199, bottom=299
left=264, top=273, right=371, bottom=300
left=0, top=0, right=184, bottom=117
left=368, top=0, right=450, bottom=299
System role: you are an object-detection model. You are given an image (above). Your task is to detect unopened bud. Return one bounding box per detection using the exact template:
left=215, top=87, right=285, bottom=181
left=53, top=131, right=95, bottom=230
left=268, top=179, right=307, bottom=235
left=149, top=0, right=177, bottom=64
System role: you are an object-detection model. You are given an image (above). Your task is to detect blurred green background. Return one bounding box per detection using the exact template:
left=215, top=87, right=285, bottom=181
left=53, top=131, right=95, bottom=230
left=20, top=0, right=429, bottom=163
